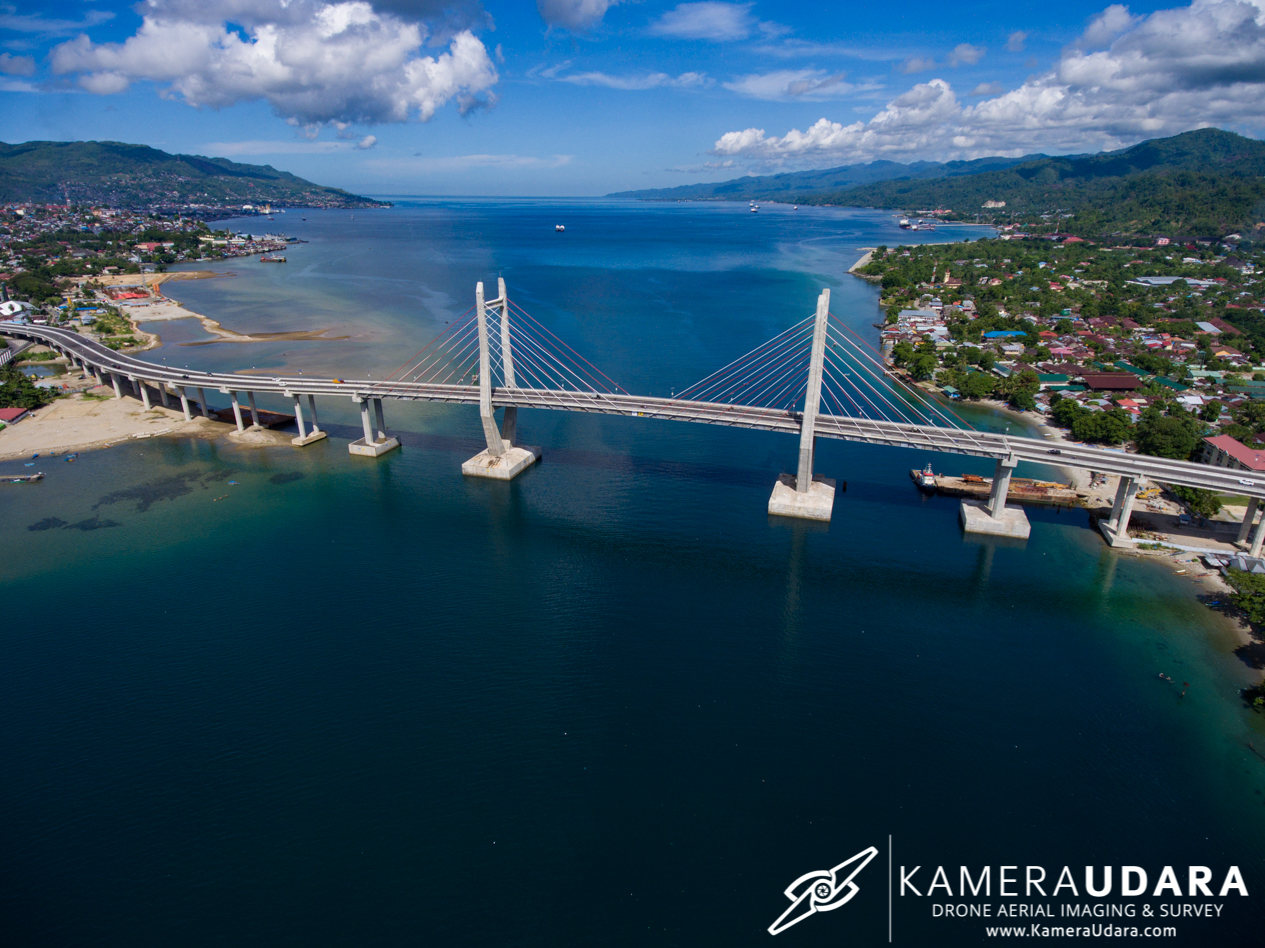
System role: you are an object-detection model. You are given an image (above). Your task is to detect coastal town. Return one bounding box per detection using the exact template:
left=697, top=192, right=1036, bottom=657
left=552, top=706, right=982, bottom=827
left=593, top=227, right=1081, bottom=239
left=860, top=233, right=1265, bottom=511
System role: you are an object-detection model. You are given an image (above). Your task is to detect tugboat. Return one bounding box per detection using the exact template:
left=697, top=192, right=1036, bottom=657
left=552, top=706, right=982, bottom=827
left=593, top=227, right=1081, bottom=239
left=910, top=462, right=938, bottom=494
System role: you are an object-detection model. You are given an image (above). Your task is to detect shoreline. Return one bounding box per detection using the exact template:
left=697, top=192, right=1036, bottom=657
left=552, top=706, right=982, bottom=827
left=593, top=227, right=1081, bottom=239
left=848, top=248, right=880, bottom=281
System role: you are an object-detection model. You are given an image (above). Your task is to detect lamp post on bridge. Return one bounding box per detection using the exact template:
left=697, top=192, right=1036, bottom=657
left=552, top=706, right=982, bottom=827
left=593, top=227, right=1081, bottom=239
left=768, top=288, right=836, bottom=521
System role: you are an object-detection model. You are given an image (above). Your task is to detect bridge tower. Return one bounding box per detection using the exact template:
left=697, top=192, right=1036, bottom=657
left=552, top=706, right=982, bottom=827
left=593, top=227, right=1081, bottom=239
left=462, top=278, right=541, bottom=480
left=768, top=288, right=837, bottom=521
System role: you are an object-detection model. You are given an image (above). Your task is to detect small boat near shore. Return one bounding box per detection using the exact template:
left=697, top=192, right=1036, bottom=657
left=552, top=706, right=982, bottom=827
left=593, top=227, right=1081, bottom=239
left=5, top=471, right=44, bottom=483
left=911, top=462, right=938, bottom=494
left=260, top=255, right=287, bottom=263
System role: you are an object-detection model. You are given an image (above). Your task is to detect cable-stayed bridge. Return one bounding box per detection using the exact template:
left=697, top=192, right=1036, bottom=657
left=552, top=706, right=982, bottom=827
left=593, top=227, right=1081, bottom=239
left=6, top=281, right=1264, bottom=548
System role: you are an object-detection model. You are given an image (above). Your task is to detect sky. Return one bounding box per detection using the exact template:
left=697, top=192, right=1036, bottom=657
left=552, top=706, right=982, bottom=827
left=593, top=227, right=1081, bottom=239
left=2, top=0, right=1265, bottom=196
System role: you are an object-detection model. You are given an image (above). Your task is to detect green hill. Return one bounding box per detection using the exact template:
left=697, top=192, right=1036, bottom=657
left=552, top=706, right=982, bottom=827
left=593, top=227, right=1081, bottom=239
left=608, top=154, right=1032, bottom=201
left=795, top=128, right=1265, bottom=236
left=0, top=140, right=385, bottom=208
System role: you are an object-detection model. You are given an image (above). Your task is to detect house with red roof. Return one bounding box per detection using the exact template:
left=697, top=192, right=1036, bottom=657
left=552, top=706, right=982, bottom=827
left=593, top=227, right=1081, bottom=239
left=1200, top=435, right=1265, bottom=473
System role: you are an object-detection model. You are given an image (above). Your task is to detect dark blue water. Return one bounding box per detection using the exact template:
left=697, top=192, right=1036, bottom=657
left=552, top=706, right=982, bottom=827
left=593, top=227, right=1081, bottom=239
left=3, top=202, right=1264, bottom=946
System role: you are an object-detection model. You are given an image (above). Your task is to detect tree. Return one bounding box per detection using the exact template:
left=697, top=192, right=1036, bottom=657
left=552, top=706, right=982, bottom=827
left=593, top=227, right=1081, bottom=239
left=1135, top=410, right=1200, bottom=459
left=961, top=372, right=996, bottom=399
left=892, top=341, right=915, bottom=367
left=1226, top=569, right=1265, bottom=628
left=909, top=352, right=938, bottom=381
left=1200, top=401, right=1223, bottom=423
left=0, top=363, right=52, bottom=410
left=1172, top=485, right=1222, bottom=519
left=1010, top=390, right=1037, bottom=412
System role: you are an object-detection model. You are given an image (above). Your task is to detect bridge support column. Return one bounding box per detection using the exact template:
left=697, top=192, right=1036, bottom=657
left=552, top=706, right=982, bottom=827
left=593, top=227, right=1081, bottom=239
left=229, top=392, right=245, bottom=432
left=198, top=388, right=212, bottom=419
left=960, top=454, right=1031, bottom=539
left=1237, top=497, right=1260, bottom=546
left=1098, top=475, right=1140, bottom=548
left=291, top=392, right=327, bottom=446
left=177, top=386, right=192, bottom=421
left=138, top=379, right=152, bottom=410
left=157, top=383, right=171, bottom=409
left=1251, top=514, right=1265, bottom=558
left=246, top=391, right=260, bottom=428
left=463, top=278, right=540, bottom=480
left=769, top=288, right=835, bottom=521
left=348, top=395, right=399, bottom=457
left=374, top=398, right=387, bottom=441
left=110, top=372, right=122, bottom=399
left=308, top=394, right=320, bottom=432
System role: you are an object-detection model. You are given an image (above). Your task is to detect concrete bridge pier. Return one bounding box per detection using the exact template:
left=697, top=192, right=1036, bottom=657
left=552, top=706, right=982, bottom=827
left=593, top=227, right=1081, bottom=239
left=137, top=379, right=152, bottom=410
left=227, top=390, right=245, bottom=432
left=349, top=395, right=400, bottom=457
left=307, top=394, right=321, bottom=433
left=290, top=392, right=327, bottom=446
left=197, top=388, right=213, bottom=419
left=177, top=386, right=192, bottom=421
left=1236, top=498, right=1260, bottom=546
left=1098, top=475, right=1141, bottom=548
left=960, top=454, right=1031, bottom=539
left=1249, top=511, right=1265, bottom=558
left=246, top=391, right=261, bottom=428
left=110, top=372, right=122, bottom=399
left=157, top=383, right=172, bottom=409
left=463, top=279, right=540, bottom=480
left=769, top=288, right=835, bottom=521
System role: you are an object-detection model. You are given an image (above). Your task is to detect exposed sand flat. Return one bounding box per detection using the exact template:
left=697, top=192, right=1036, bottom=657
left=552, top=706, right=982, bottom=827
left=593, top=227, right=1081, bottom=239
left=0, top=390, right=229, bottom=460
left=75, top=270, right=231, bottom=288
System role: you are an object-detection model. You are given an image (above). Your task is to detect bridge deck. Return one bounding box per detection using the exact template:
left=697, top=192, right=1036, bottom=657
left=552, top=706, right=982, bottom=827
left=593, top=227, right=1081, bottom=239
left=7, top=320, right=1262, bottom=499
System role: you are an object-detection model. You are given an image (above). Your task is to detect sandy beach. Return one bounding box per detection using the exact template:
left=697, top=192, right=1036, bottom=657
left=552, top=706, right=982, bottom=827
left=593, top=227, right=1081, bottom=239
left=0, top=389, right=228, bottom=461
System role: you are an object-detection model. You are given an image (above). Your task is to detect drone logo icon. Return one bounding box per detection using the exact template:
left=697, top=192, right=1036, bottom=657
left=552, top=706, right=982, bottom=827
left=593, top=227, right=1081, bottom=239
left=768, top=846, right=880, bottom=936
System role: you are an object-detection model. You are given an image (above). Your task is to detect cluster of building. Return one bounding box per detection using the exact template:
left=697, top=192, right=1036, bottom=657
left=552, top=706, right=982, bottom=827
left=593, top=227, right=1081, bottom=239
left=867, top=234, right=1265, bottom=457
left=0, top=203, right=294, bottom=317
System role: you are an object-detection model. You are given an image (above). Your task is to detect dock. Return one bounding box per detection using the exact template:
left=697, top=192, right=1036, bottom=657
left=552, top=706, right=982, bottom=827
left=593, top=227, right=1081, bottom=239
left=932, top=474, right=1084, bottom=506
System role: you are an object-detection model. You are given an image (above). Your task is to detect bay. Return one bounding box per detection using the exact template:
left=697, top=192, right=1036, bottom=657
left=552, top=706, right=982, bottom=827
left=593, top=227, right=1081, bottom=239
left=2, top=200, right=1263, bottom=946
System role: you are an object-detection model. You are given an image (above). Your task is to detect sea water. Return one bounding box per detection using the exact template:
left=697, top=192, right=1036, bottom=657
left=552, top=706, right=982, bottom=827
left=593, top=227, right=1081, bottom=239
left=2, top=200, right=1263, bottom=946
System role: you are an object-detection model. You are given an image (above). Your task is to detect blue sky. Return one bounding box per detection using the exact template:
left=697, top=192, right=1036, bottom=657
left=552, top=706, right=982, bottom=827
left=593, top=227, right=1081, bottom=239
left=2, top=1, right=1263, bottom=196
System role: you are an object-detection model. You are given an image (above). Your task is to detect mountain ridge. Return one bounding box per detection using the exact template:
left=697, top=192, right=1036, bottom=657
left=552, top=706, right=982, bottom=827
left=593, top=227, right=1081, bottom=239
left=0, top=140, right=385, bottom=208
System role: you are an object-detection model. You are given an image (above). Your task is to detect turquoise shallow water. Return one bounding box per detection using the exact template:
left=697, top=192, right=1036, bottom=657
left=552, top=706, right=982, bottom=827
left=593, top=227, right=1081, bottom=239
left=3, top=201, right=1264, bottom=945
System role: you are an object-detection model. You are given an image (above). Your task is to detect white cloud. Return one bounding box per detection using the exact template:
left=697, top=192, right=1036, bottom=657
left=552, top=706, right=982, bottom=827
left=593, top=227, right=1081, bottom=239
left=947, top=43, right=985, bottom=66
left=722, top=69, right=865, bottom=101
left=665, top=158, right=738, bottom=172
left=1006, top=31, right=1028, bottom=53
left=711, top=0, right=1265, bottom=167
left=751, top=39, right=905, bottom=61
left=371, top=153, right=574, bottom=173
left=355, top=134, right=378, bottom=149
left=1078, top=4, right=1142, bottom=48
left=536, top=0, right=622, bottom=32
left=648, top=2, right=786, bottom=42
left=0, top=10, right=114, bottom=35
left=899, top=56, right=937, bottom=74
left=0, top=52, right=36, bottom=76
left=49, top=1, right=498, bottom=127
left=970, top=81, right=1004, bottom=96
left=202, top=139, right=363, bottom=155
left=559, top=70, right=710, bottom=90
